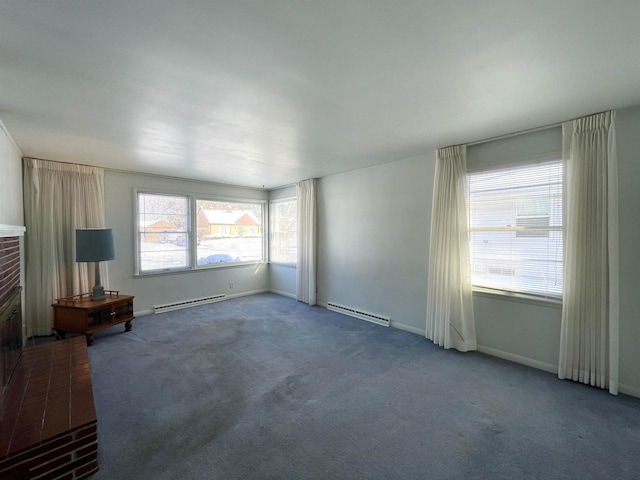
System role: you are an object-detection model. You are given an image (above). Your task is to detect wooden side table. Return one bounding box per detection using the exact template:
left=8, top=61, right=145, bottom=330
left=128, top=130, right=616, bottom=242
left=52, top=291, right=135, bottom=346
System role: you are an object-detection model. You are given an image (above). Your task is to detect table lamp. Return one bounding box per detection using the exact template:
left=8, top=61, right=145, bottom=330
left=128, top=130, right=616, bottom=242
left=76, top=228, right=115, bottom=301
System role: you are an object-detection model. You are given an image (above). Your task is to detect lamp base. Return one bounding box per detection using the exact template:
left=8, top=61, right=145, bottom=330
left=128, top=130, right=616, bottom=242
left=91, top=285, right=106, bottom=301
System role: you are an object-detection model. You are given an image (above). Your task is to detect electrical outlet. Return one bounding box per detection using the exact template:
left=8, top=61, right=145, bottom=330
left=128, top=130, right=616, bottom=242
left=229, top=282, right=235, bottom=289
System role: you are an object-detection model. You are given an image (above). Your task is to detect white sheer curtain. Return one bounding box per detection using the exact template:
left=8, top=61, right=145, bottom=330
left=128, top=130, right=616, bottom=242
left=296, top=178, right=317, bottom=305
left=426, top=146, right=477, bottom=351
left=559, top=111, right=619, bottom=394
left=23, top=158, right=107, bottom=336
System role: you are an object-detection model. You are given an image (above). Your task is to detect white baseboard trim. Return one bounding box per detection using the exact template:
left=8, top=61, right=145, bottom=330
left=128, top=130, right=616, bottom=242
left=134, top=289, right=269, bottom=317
left=318, top=302, right=424, bottom=336
left=270, top=289, right=296, bottom=299
left=477, top=345, right=557, bottom=374
left=619, top=382, right=640, bottom=398
left=0, top=224, right=26, bottom=237
left=477, top=346, right=640, bottom=398
left=391, top=321, right=425, bottom=337
left=227, top=288, right=269, bottom=300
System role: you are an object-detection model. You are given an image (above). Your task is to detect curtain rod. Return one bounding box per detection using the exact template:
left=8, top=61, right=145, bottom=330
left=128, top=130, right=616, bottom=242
left=464, top=109, right=612, bottom=148
left=25, top=156, right=304, bottom=192
left=466, top=121, right=562, bottom=147
left=23, top=156, right=266, bottom=192
left=268, top=182, right=296, bottom=191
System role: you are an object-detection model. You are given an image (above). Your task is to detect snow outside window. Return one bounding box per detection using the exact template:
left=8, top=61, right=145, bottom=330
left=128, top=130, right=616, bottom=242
left=137, top=192, right=190, bottom=273
left=195, top=199, right=264, bottom=266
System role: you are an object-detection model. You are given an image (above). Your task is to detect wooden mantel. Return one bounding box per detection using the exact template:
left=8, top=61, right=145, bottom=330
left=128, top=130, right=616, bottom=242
left=0, top=224, right=26, bottom=238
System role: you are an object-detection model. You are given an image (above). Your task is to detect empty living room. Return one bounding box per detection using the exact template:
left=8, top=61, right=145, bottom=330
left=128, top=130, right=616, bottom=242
left=1, top=1, right=639, bottom=479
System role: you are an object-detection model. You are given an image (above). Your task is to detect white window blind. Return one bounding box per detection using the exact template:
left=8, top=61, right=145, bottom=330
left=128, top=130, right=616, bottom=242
left=468, top=160, right=563, bottom=297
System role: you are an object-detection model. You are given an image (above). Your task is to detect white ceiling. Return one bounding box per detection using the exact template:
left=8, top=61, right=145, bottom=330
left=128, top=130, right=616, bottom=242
left=2, top=1, right=640, bottom=189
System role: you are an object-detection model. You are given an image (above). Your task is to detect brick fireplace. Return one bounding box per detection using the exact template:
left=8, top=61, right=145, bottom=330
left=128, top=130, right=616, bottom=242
left=0, top=225, right=99, bottom=479
left=1, top=233, right=23, bottom=398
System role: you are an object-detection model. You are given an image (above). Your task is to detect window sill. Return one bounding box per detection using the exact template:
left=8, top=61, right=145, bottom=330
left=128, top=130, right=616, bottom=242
left=196, top=261, right=266, bottom=271
left=269, top=262, right=297, bottom=269
left=472, top=286, right=562, bottom=308
left=135, top=261, right=265, bottom=278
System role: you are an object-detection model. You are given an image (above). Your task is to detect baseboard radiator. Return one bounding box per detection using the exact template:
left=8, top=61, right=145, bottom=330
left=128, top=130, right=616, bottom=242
left=326, top=302, right=390, bottom=327
left=154, top=294, right=226, bottom=314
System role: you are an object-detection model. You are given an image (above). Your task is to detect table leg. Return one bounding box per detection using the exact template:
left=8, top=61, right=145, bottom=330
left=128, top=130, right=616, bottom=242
left=125, top=320, right=132, bottom=332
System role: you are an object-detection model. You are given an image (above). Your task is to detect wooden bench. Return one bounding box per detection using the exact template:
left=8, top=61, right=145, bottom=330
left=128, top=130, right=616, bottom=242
left=0, top=337, right=98, bottom=479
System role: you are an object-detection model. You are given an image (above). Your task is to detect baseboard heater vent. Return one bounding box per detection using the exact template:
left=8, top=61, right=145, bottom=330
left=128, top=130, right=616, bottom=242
left=154, top=294, right=226, bottom=314
left=326, top=302, right=390, bottom=327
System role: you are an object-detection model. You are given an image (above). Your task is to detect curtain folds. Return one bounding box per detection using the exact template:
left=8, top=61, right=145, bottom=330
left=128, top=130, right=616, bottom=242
left=23, top=158, right=107, bottom=336
left=426, top=146, right=477, bottom=352
left=296, top=178, right=317, bottom=305
left=558, top=111, right=618, bottom=394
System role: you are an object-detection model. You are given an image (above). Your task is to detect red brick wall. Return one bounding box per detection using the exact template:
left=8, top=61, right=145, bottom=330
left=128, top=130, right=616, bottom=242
left=0, top=422, right=98, bottom=479
left=0, top=236, right=20, bottom=302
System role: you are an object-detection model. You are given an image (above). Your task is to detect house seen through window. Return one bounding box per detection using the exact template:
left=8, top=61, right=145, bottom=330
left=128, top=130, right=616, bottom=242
left=137, top=192, right=190, bottom=273
left=468, top=160, right=563, bottom=297
left=196, top=199, right=264, bottom=266
left=136, top=192, right=265, bottom=274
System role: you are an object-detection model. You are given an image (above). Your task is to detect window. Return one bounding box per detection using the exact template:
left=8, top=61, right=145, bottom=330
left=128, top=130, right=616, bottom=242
left=195, top=199, right=264, bottom=266
left=137, top=192, right=190, bottom=273
left=468, top=160, right=563, bottom=297
left=270, top=198, right=297, bottom=264
left=136, top=193, right=266, bottom=275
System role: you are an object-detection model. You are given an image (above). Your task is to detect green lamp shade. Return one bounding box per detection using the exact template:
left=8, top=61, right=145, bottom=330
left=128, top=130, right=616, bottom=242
left=76, top=229, right=115, bottom=262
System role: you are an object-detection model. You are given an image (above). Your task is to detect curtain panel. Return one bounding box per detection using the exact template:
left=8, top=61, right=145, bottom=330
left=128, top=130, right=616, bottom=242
left=426, top=145, right=477, bottom=352
left=296, top=178, right=317, bottom=305
left=23, top=158, right=107, bottom=336
left=558, top=111, right=619, bottom=394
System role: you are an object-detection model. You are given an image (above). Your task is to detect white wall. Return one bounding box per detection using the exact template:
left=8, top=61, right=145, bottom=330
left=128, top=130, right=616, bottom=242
left=473, top=109, right=640, bottom=395
left=317, top=155, right=435, bottom=334
left=615, top=105, right=640, bottom=396
left=315, top=109, right=640, bottom=396
left=467, top=127, right=563, bottom=371
left=474, top=294, right=561, bottom=371
left=0, top=120, right=23, bottom=226
left=315, top=130, right=564, bottom=351
left=104, top=171, right=270, bottom=314
left=269, top=264, right=296, bottom=298
left=269, top=185, right=296, bottom=201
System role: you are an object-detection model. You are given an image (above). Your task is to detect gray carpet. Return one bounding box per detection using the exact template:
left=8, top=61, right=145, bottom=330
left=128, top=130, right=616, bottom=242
left=87, top=293, right=640, bottom=480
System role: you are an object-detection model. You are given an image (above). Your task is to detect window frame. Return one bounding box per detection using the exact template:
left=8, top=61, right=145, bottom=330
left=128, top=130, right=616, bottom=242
left=466, top=158, right=563, bottom=300
left=134, top=189, right=267, bottom=276
left=134, top=190, right=192, bottom=276
left=269, top=196, right=297, bottom=266
left=194, top=195, right=267, bottom=269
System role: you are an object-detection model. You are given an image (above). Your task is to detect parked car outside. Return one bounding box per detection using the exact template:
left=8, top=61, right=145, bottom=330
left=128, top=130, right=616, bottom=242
left=197, top=254, right=239, bottom=265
